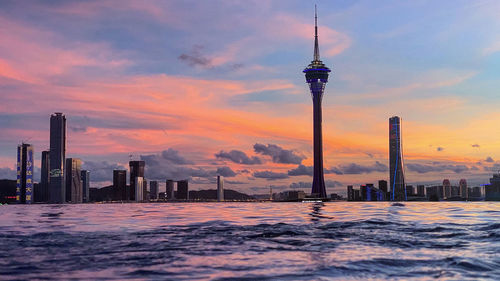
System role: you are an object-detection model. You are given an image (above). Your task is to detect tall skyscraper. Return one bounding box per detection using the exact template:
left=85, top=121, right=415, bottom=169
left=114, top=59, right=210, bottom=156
left=129, top=161, right=145, bottom=201
left=81, top=170, right=90, bottom=203
left=177, top=180, right=189, bottom=200
left=389, top=116, right=406, bottom=201
left=217, top=175, right=224, bottom=202
left=113, top=170, right=127, bottom=201
left=39, top=150, right=50, bottom=202
left=65, top=158, right=82, bottom=203
left=166, top=179, right=175, bottom=199
left=16, top=143, right=34, bottom=204
left=150, top=180, right=158, bottom=200
left=49, top=113, right=66, bottom=203
left=303, top=7, right=330, bottom=199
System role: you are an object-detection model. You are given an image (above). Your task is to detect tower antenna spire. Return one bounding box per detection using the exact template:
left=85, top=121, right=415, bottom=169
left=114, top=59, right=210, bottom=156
left=314, top=5, right=320, bottom=62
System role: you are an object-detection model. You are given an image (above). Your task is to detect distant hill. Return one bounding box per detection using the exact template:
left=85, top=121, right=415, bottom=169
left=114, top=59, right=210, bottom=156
left=189, top=189, right=254, bottom=201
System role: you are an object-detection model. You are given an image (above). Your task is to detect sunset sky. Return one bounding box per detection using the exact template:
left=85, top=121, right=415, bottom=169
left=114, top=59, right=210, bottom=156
left=1, top=0, right=500, bottom=194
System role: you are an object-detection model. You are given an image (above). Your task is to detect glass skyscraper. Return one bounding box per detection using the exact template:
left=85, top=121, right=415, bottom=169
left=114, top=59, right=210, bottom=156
left=49, top=113, right=66, bottom=204
left=389, top=116, right=406, bottom=201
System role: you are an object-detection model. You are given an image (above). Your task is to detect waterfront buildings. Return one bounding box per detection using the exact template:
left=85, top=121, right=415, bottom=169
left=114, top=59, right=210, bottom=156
left=217, top=175, right=224, bottom=202
left=150, top=180, right=158, bottom=200
left=65, top=158, right=82, bottom=203
left=16, top=143, right=34, bottom=204
left=303, top=8, right=330, bottom=199
left=443, top=179, right=451, bottom=199
left=166, top=179, right=175, bottom=199
left=39, top=150, right=50, bottom=202
left=177, top=180, right=189, bottom=200
left=49, top=113, right=66, bottom=203
left=129, top=161, right=145, bottom=201
left=486, top=173, right=500, bottom=201
left=113, top=170, right=127, bottom=201
left=389, top=116, right=406, bottom=201
left=81, top=170, right=90, bottom=203
left=135, top=176, right=143, bottom=202
left=459, top=179, right=467, bottom=200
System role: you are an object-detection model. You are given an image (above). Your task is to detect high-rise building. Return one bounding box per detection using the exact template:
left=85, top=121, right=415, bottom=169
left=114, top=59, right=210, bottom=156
left=459, top=179, right=467, bottom=199
left=303, top=8, right=330, bottom=199
left=135, top=176, right=143, bottom=202
left=81, top=170, right=90, bottom=203
left=39, top=150, right=50, bottom=202
left=389, top=116, right=406, bottom=201
left=16, top=143, right=34, bottom=204
left=177, top=180, right=189, bottom=200
left=406, top=185, right=414, bottom=196
left=443, top=179, right=451, bottom=199
left=217, top=175, right=224, bottom=202
left=113, top=170, right=127, bottom=201
left=417, top=185, right=425, bottom=197
left=347, top=185, right=354, bottom=201
left=378, top=180, right=388, bottom=201
left=150, top=180, right=158, bottom=200
left=129, top=161, right=145, bottom=201
left=65, top=158, right=82, bottom=203
left=49, top=113, right=66, bottom=203
left=166, top=179, right=175, bottom=199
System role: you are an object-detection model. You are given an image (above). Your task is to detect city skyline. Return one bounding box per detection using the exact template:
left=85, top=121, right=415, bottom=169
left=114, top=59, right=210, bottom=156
left=1, top=1, right=500, bottom=194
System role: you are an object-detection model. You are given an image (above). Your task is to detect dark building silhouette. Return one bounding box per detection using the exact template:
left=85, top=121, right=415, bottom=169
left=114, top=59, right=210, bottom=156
left=38, top=150, right=50, bottom=202
left=378, top=180, right=388, bottom=200
left=486, top=174, right=500, bottom=200
left=177, top=180, right=189, bottom=200
left=347, top=185, right=354, bottom=201
left=166, top=179, right=175, bottom=199
left=406, top=185, right=414, bottom=196
left=49, top=113, right=66, bottom=203
left=81, top=170, right=90, bottom=203
left=129, top=161, right=145, bottom=201
left=143, top=178, right=148, bottom=202
left=113, top=170, right=127, bottom=200
left=65, top=158, right=82, bottom=203
left=417, top=185, right=425, bottom=197
left=150, top=180, right=158, bottom=200
left=16, top=143, right=34, bottom=204
left=389, top=116, right=406, bottom=201
left=303, top=8, right=331, bottom=199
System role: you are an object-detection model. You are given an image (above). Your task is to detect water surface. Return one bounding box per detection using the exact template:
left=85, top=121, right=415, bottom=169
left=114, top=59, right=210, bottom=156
left=0, top=202, right=499, bottom=280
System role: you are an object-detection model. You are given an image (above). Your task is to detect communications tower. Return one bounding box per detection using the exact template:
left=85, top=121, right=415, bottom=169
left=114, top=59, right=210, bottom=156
left=303, top=7, right=331, bottom=199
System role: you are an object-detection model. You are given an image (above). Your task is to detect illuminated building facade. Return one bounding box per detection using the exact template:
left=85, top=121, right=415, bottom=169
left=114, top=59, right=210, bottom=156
left=217, top=175, right=224, bottom=202
left=129, top=161, right=145, bottom=201
left=16, top=143, right=34, bottom=204
left=389, top=116, right=406, bottom=201
left=65, top=158, right=82, bottom=203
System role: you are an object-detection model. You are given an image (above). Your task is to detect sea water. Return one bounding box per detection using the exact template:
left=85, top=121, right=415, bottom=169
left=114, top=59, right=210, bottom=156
left=0, top=202, right=499, bottom=280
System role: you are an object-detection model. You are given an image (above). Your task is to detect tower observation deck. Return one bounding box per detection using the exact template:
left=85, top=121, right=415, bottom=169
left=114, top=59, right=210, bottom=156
left=303, top=6, right=331, bottom=199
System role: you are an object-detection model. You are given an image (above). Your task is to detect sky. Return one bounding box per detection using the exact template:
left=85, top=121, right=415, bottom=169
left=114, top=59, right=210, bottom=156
left=0, top=0, right=499, bottom=195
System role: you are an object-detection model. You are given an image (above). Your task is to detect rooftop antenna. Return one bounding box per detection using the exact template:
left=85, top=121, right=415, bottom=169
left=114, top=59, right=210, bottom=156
left=313, top=4, right=320, bottom=62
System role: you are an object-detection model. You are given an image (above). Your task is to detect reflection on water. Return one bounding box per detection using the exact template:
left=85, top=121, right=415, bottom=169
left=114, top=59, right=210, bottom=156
left=0, top=202, right=499, bottom=280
